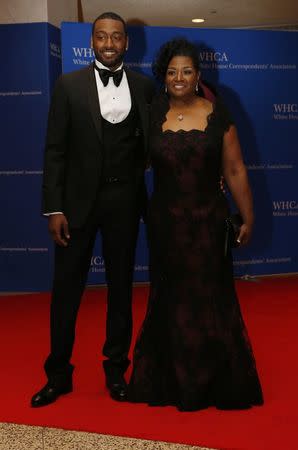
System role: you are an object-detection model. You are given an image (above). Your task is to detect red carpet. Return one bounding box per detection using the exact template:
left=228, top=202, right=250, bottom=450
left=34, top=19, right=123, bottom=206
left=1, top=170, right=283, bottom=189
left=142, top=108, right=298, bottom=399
left=0, top=278, right=297, bottom=450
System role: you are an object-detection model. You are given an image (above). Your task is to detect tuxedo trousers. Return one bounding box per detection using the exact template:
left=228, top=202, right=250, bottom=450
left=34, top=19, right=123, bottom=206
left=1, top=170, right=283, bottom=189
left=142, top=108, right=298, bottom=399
left=44, top=181, right=142, bottom=380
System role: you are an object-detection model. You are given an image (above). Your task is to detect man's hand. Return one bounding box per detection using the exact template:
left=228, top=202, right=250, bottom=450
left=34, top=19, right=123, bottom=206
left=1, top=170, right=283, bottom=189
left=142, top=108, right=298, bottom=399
left=48, top=214, right=70, bottom=247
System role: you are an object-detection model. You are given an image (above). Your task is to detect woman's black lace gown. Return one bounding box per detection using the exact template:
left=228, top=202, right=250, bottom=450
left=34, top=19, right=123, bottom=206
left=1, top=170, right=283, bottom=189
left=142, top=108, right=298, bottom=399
left=128, top=95, right=263, bottom=411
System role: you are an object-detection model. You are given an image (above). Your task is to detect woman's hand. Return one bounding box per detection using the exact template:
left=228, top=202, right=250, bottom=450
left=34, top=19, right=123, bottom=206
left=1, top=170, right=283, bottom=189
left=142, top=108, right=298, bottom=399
left=222, top=126, right=254, bottom=243
left=237, top=223, right=253, bottom=246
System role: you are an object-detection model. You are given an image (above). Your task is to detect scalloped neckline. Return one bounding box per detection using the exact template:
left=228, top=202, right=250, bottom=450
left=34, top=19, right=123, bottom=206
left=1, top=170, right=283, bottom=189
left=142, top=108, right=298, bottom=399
left=162, top=128, right=207, bottom=135
left=161, top=101, right=216, bottom=135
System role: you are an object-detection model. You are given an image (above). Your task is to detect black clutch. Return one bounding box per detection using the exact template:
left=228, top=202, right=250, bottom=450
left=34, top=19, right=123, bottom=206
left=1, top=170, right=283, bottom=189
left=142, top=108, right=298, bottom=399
left=224, top=213, right=243, bottom=256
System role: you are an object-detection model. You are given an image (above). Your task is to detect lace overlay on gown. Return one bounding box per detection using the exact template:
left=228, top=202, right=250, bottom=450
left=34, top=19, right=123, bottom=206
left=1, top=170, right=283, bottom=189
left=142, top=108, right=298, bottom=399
left=128, top=94, right=263, bottom=411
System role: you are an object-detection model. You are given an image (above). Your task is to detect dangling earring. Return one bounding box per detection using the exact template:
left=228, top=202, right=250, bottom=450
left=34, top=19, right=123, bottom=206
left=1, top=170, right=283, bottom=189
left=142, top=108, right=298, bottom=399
left=195, top=80, right=199, bottom=94
left=165, top=85, right=168, bottom=94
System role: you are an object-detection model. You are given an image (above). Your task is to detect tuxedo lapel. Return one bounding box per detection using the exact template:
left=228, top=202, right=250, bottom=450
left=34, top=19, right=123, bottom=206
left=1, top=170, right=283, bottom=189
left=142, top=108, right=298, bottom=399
left=87, top=65, right=103, bottom=142
left=126, top=69, right=150, bottom=154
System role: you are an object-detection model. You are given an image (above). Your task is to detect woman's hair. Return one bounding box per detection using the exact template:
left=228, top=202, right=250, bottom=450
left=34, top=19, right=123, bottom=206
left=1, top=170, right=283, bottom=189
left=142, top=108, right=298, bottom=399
left=152, top=38, right=201, bottom=81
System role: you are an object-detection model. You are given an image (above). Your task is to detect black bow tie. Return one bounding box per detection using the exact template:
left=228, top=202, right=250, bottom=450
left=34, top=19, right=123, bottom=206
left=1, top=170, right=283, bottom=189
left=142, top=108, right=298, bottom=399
left=95, top=65, right=124, bottom=87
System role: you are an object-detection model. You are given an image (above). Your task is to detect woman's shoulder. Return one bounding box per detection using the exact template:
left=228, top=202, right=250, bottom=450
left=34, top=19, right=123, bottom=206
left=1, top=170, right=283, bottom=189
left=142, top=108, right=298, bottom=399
left=212, top=96, right=234, bottom=133
left=197, top=96, right=214, bottom=113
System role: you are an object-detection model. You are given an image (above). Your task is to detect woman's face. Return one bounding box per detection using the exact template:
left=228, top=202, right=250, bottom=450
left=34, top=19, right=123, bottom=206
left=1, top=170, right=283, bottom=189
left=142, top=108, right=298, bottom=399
left=165, top=55, right=199, bottom=100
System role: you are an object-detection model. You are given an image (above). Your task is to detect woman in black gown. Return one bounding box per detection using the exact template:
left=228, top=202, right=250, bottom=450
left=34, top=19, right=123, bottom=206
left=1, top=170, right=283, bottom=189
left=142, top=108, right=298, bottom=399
left=128, top=39, right=263, bottom=411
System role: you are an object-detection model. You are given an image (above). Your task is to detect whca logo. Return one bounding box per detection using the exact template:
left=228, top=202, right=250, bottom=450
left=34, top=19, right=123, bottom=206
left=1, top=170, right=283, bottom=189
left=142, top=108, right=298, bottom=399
left=273, top=104, right=298, bottom=113
left=273, top=200, right=298, bottom=210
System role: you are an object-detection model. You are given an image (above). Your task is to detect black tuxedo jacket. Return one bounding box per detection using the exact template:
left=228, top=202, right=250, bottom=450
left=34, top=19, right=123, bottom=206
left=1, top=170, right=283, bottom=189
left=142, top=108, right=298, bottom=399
left=42, top=64, right=155, bottom=228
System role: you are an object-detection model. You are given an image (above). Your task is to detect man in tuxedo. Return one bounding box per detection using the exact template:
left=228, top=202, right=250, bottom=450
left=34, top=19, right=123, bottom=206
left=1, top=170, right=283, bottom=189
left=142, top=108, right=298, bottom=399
left=31, top=12, right=155, bottom=407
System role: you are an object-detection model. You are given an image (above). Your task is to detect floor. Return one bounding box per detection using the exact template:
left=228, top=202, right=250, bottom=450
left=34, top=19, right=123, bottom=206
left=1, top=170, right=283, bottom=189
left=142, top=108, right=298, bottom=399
left=0, top=423, right=216, bottom=450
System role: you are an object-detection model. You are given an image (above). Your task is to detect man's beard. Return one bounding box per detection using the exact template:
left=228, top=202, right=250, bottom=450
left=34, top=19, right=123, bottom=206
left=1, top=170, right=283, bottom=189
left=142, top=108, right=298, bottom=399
left=94, top=49, right=125, bottom=69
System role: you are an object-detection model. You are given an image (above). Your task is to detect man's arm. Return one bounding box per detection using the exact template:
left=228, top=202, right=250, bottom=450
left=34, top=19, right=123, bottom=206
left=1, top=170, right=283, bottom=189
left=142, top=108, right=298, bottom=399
left=42, top=76, right=71, bottom=246
left=146, top=77, right=156, bottom=103
left=42, top=76, right=70, bottom=214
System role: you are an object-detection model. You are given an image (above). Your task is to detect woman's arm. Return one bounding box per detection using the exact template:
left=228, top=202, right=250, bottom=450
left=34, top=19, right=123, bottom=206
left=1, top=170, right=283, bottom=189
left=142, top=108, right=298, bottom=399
left=222, top=125, right=254, bottom=245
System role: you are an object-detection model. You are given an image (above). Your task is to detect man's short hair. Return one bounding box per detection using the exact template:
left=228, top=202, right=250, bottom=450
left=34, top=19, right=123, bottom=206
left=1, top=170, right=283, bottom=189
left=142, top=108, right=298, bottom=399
left=92, top=12, right=127, bottom=36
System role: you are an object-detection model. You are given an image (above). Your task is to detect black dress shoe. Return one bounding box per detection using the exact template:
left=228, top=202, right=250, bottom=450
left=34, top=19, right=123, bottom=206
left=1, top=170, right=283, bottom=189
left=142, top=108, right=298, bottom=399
left=106, top=375, right=128, bottom=401
left=31, top=380, right=72, bottom=407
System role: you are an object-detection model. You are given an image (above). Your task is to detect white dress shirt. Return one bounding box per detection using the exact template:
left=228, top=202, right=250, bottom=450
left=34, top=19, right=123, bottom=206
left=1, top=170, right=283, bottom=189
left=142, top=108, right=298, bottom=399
left=94, top=60, right=131, bottom=124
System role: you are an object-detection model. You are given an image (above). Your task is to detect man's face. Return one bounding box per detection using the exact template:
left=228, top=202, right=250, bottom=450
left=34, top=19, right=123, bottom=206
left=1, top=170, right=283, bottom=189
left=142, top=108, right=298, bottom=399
left=92, top=18, right=128, bottom=70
